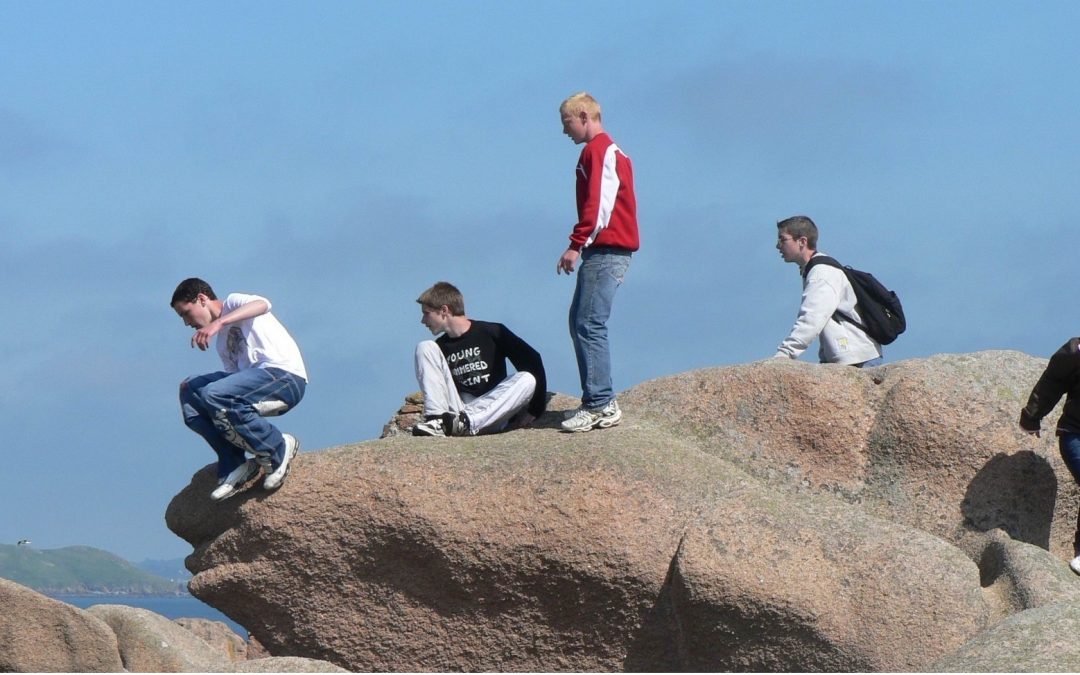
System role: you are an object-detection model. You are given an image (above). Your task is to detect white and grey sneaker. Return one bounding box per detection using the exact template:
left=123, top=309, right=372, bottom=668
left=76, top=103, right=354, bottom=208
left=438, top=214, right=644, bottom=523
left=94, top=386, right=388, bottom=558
left=1070, top=555, right=1080, bottom=576
left=412, top=416, right=447, bottom=437
left=597, top=399, right=622, bottom=428
left=263, top=433, right=299, bottom=491
left=560, top=399, right=622, bottom=433
left=413, top=412, right=470, bottom=437
left=561, top=406, right=601, bottom=433
left=211, top=459, right=261, bottom=502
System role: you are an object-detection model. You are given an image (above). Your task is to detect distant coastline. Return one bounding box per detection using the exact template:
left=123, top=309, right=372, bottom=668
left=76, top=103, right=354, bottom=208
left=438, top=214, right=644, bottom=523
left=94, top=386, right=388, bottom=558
left=1, top=544, right=187, bottom=596
left=51, top=593, right=246, bottom=636
left=44, top=589, right=190, bottom=598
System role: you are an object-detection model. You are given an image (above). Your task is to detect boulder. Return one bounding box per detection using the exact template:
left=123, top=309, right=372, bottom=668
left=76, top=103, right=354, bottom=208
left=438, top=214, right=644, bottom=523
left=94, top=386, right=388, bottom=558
left=965, top=528, right=1080, bottom=618
left=0, top=578, right=123, bottom=672
left=234, top=656, right=349, bottom=672
left=168, top=420, right=708, bottom=671
left=649, top=485, right=991, bottom=671
left=165, top=352, right=1080, bottom=671
left=621, top=352, right=1078, bottom=558
left=932, top=603, right=1080, bottom=672
left=87, top=604, right=230, bottom=672
left=174, top=616, right=248, bottom=661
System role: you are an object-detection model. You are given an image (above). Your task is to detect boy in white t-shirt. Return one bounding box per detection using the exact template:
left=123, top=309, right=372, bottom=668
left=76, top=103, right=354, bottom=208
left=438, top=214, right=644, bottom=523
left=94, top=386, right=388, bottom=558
left=171, top=278, right=308, bottom=501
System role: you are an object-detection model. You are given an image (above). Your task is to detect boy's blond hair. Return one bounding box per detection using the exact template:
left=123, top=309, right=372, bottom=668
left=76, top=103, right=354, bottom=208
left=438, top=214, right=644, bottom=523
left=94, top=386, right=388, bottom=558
left=560, top=91, right=602, bottom=122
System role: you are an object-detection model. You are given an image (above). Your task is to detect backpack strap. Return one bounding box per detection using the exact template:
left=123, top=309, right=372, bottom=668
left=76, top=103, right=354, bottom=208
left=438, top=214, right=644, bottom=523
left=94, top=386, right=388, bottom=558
left=801, top=254, right=841, bottom=280
left=800, top=255, right=870, bottom=335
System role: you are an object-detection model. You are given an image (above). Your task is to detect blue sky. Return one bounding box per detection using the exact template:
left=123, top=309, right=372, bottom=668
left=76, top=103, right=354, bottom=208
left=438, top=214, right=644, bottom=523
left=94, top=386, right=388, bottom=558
left=2, top=0, right=1078, bottom=562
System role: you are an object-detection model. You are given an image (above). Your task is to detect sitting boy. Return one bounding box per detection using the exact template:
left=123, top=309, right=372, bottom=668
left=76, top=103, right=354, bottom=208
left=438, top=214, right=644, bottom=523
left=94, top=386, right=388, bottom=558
left=413, top=282, right=547, bottom=436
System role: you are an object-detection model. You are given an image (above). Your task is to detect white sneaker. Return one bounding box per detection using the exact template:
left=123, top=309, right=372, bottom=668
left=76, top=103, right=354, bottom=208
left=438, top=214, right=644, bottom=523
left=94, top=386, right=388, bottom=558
left=412, top=412, right=470, bottom=437
left=1070, top=555, right=1080, bottom=576
left=210, top=460, right=261, bottom=502
left=597, top=399, right=622, bottom=428
left=561, top=407, right=601, bottom=433
left=263, top=434, right=299, bottom=491
left=412, top=416, right=447, bottom=437
left=560, top=399, right=622, bottom=433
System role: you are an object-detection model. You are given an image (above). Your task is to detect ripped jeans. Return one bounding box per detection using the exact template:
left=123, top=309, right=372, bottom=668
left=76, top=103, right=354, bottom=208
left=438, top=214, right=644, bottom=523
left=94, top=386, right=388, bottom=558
left=569, top=247, right=632, bottom=410
left=180, top=367, right=306, bottom=478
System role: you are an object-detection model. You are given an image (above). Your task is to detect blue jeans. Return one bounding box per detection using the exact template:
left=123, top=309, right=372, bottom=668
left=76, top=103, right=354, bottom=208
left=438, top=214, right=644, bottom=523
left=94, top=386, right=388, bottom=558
left=1059, top=433, right=1080, bottom=484
left=180, top=367, right=306, bottom=478
left=1060, top=433, right=1080, bottom=552
left=569, top=247, right=631, bottom=410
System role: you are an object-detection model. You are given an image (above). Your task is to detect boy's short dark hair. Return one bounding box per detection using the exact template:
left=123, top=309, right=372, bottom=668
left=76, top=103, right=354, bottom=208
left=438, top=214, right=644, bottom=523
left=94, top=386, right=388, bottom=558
left=777, top=215, right=819, bottom=249
left=171, top=278, right=217, bottom=307
left=416, top=281, right=466, bottom=316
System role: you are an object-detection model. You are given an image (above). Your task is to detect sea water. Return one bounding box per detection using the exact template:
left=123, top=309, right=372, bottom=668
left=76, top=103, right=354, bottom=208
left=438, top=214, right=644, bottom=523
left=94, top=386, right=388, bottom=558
left=49, top=594, right=247, bottom=638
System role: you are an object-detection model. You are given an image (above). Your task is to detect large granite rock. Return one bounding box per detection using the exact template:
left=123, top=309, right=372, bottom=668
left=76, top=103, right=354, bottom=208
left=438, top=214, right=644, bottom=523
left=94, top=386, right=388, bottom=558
left=932, top=603, right=1080, bottom=672
left=620, top=352, right=1076, bottom=559
left=174, top=616, right=249, bottom=661
left=0, top=578, right=123, bottom=672
left=234, top=656, right=349, bottom=672
left=166, top=351, right=1080, bottom=671
left=87, top=604, right=230, bottom=672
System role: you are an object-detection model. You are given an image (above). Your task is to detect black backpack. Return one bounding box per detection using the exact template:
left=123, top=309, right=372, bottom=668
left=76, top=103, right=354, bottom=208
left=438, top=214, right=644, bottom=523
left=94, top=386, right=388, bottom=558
left=802, top=255, right=906, bottom=345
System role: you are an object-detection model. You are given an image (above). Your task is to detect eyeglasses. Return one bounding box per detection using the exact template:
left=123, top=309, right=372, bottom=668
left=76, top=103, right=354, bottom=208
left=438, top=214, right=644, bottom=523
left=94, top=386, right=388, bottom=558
left=777, top=236, right=795, bottom=244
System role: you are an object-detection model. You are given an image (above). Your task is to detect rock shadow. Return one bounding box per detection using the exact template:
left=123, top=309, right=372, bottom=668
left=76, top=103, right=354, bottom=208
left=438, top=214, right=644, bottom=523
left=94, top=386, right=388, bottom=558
left=961, top=451, right=1056, bottom=550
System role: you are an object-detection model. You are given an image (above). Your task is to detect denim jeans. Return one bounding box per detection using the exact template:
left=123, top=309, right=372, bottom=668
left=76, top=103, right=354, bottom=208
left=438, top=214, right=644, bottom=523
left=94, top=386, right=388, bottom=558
left=569, top=247, right=631, bottom=410
left=1059, top=433, right=1080, bottom=485
left=1059, top=433, right=1080, bottom=553
left=180, top=367, right=306, bottom=478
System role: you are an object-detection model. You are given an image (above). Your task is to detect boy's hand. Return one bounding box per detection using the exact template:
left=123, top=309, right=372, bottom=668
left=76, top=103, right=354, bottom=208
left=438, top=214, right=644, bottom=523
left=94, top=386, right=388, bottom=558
left=556, top=248, right=579, bottom=275
left=192, top=320, right=222, bottom=350
left=1018, top=409, right=1041, bottom=438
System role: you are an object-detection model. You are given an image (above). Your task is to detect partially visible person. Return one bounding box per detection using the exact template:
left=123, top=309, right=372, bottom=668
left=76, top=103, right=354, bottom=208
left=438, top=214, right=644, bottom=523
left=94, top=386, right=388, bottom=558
left=171, top=278, right=307, bottom=501
left=773, top=215, right=882, bottom=366
left=556, top=91, right=639, bottom=432
left=1020, top=337, right=1080, bottom=574
left=413, top=282, right=547, bottom=437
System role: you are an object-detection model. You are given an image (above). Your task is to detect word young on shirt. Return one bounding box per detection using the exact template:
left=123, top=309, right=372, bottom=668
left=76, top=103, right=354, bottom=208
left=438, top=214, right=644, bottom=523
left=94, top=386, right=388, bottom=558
left=447, top=346, right=491, bottom=388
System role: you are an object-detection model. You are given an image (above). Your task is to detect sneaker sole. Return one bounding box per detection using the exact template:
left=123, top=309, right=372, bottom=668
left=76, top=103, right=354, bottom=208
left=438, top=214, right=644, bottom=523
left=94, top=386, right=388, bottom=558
left=412, top=426, right=445, bottom=437
left=265, top=437, right=300, bottom=491
left=560, top=418, right=602, bottom=433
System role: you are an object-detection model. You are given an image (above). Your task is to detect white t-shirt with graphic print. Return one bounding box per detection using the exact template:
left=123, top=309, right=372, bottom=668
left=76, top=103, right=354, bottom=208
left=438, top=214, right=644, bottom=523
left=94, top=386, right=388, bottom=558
left=215, top=293, right=308, bottom=381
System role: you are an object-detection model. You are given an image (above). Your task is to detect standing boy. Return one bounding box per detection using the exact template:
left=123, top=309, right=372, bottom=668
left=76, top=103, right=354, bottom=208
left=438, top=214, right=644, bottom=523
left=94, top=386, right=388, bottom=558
left=413, top=281, right=547, bottom=437
left=556, top=91, right=640, bottom=433
left=773, top=215, right=882, bottom=366
left=171, top=278, right=307, bottom=501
